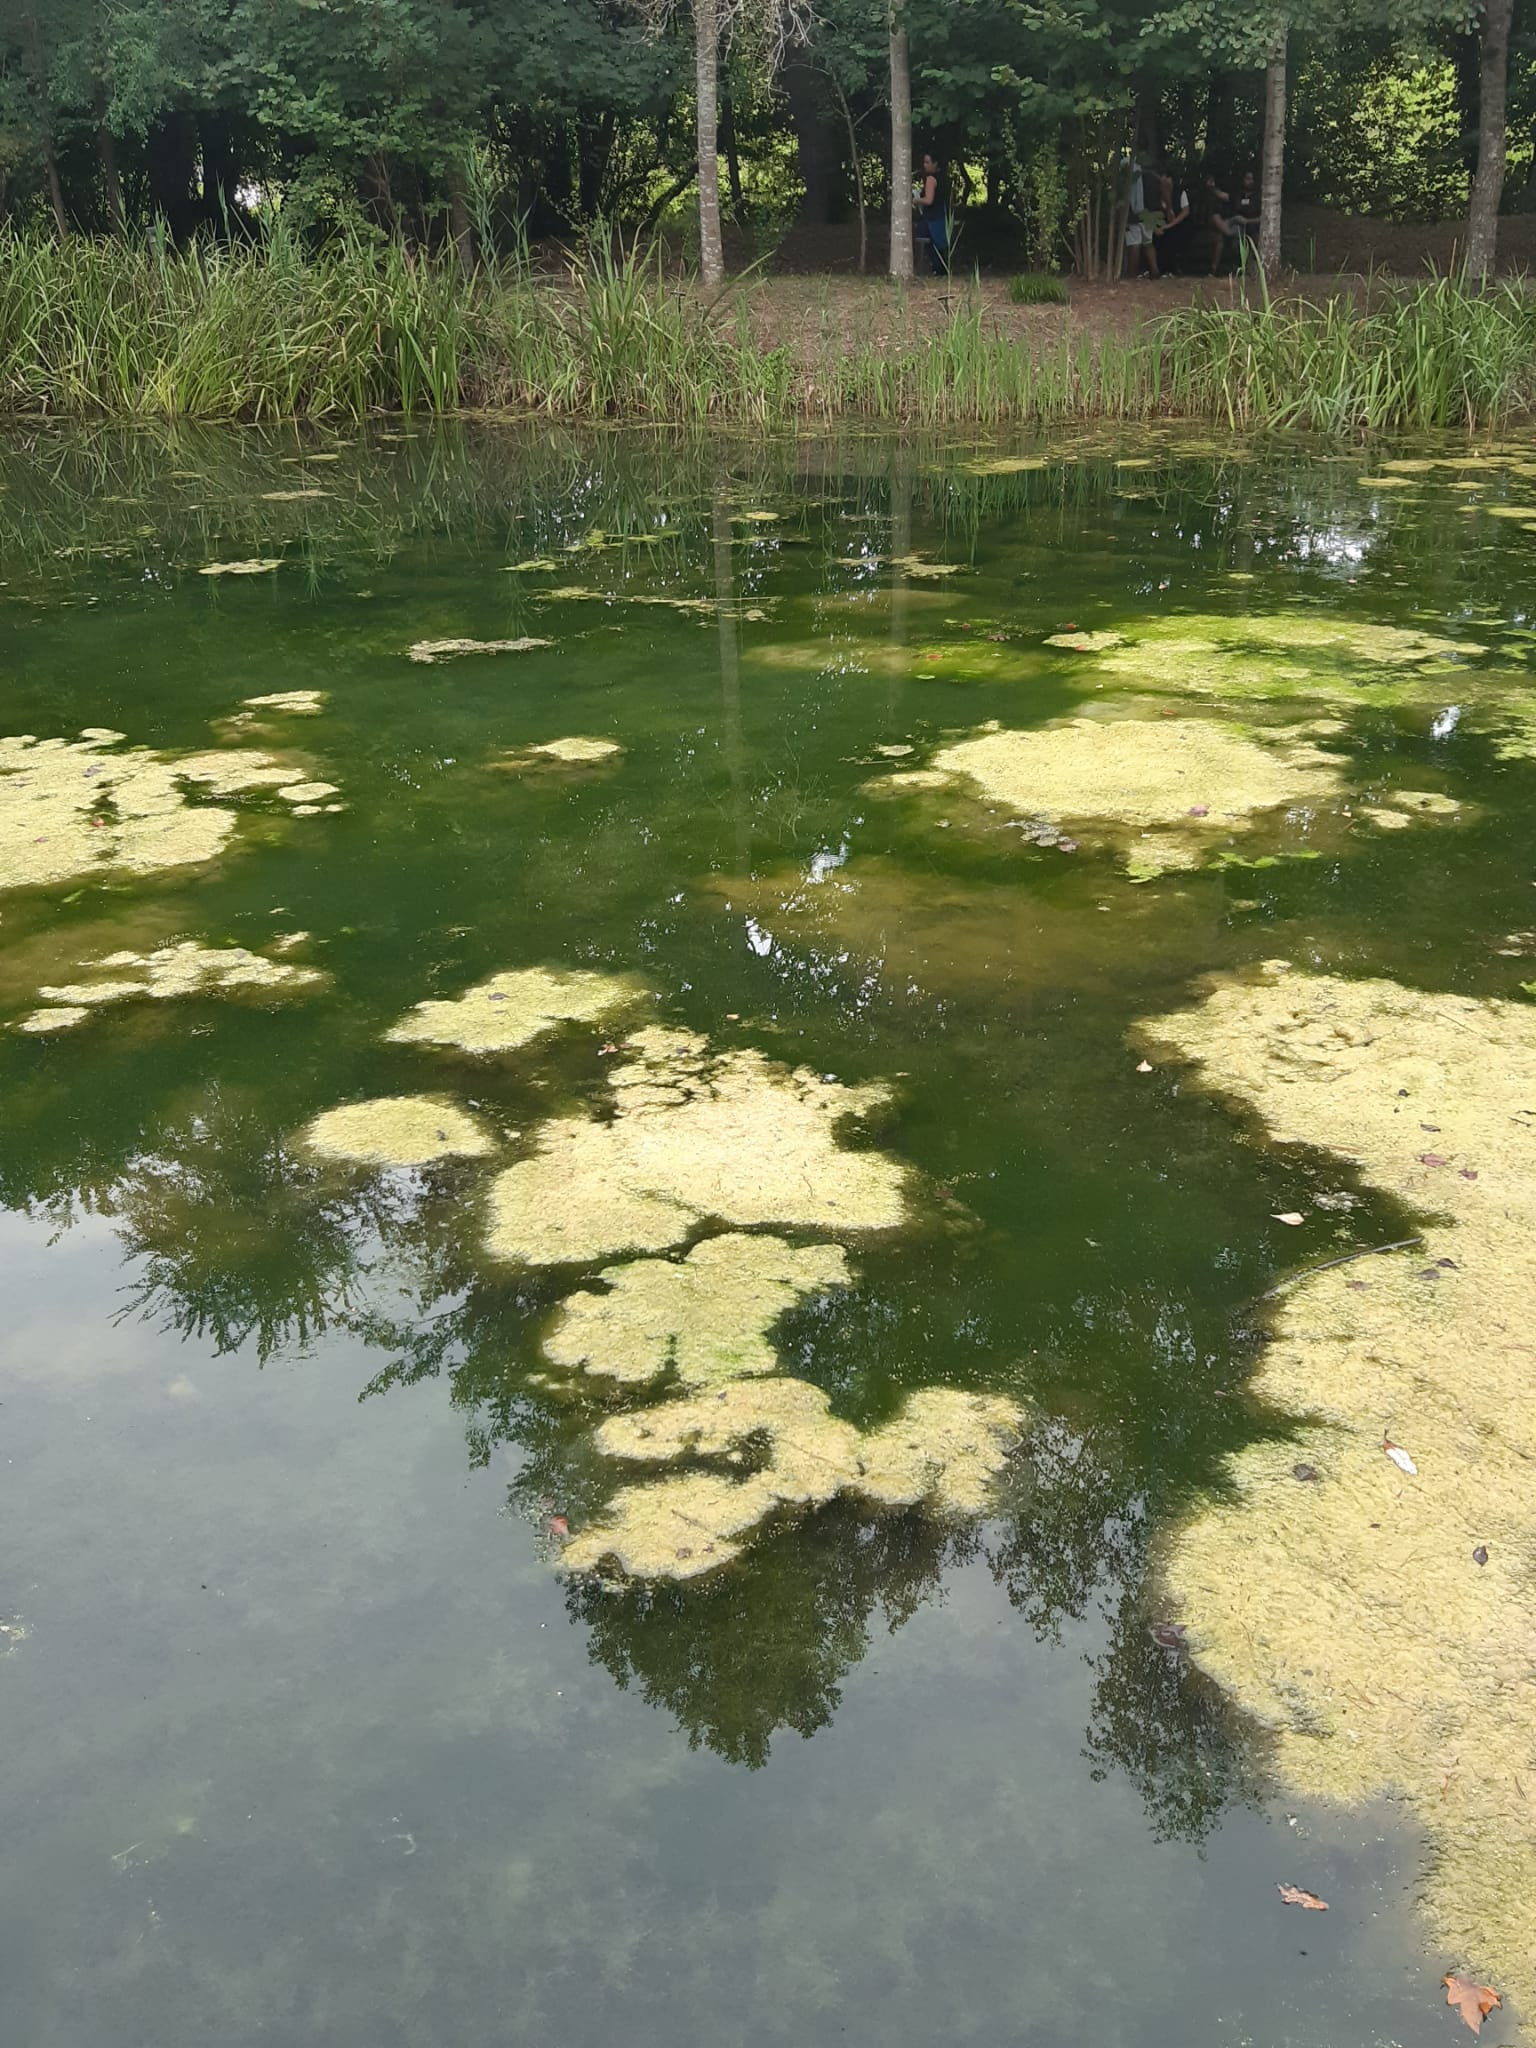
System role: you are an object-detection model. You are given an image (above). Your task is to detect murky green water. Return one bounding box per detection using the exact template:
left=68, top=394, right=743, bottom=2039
left=4, top=424, right=1533, bottom=2047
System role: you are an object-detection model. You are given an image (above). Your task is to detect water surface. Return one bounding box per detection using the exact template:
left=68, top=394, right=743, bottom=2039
left=4, top=423, right=1533, bottom=2047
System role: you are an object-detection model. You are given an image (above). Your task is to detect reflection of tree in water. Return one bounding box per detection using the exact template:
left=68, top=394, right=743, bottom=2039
left=567, top=1501, right=978, bottom=1767
left=110, top=1091, right=392, bottom=1360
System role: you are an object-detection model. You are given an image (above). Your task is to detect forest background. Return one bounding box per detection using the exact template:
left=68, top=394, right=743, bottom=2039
left=4, top=0, right=1536, bottom=427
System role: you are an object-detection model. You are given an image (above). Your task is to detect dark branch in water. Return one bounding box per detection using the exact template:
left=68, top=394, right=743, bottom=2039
left=1257, top=1236, right=1424, bottom=1302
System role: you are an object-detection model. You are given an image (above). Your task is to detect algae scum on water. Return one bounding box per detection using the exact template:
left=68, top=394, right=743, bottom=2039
left=9, top=428, right=1536, bottom=2047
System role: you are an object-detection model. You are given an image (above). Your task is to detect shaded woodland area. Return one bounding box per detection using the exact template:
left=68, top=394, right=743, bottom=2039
left=3, top=0, right=1535, bottom=281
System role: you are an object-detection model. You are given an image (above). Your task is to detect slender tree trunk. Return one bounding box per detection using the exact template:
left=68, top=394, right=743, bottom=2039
left=830, top=74, right=867, bottom=273
left=1464, top=0, right=1513, bottom=283
left=1258, top=28, right=1287, bottom=275
left=97, top=117, right=124, bottom=231
left=694, top=0, right=725, bottom=286
left=447, top=166, right=476, bottom=280
left=42, top=127, right=67, bottom=238
left=720, top=85, right=745, bottom=222
left=888, top=7, right=912, bottom=280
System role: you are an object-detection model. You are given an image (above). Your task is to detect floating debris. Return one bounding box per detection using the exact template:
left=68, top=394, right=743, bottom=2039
left=277, top=781, right=341, bottom=804
left=198, top=559, right=281, bottom=577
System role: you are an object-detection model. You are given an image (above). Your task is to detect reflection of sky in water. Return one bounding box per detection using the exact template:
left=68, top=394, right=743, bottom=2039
left=3, top=424, right=1534, bottom=2046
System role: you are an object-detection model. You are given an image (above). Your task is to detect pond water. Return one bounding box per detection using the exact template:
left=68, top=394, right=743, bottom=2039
left=3, top=424, right=1533, bottom=2048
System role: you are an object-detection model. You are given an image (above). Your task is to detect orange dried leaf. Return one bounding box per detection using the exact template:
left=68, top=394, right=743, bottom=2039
left=1443, top=1976, right=1501, bottom=2033
left=1276, top=1883, right=1329, bottom=1910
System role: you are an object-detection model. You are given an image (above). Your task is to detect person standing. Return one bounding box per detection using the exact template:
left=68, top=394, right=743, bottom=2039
left=917, top=151, right=950, bottom=275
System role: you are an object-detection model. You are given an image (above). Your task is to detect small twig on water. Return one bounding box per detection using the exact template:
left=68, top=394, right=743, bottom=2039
left=1257, top=1236, right=1423, bottom=1302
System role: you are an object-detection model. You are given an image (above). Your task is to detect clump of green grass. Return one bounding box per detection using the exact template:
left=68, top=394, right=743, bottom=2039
left=1, top=227, right=1533, bottom=432
left=1007, top=273, right=1069, bottom=306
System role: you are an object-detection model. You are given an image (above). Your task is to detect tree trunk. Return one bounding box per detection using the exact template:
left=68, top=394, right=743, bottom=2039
left=694, top=0, right=725, bottom=286
left=830, top=73, right=867, bottom=273
left=97, top=117, right=124, bottom=231
left=41, top=127, right=67, bottom=238
left=1258, top=28, right=1287, bottom=275
left=780, top=57, right=843, bottom=223
left=720, top=85, right=745, bottom=222
left=1464, top=0, right=1513, bottom=283
left=888, top=8, right=912, bottom=280
left=447, top=166, right=476, bottom=280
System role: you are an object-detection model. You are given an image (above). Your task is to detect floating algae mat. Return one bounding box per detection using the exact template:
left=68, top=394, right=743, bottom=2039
left=1144, top=967, right=1536, bottom=2018
left=6, top=424, right=1536, bottom=2048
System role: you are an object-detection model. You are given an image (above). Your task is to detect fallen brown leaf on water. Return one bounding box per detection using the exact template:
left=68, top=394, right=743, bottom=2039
left=1277, top=1883, right=1329, bottom=1910
left=1443, top=1975, right=1501, bottom=2033
left=547, top=1515, right=570, bottom=1540
left=1420, top=1152, right=1450, bottom=1167
left=1150, top=1622, right=1186, bottom=1650
left=1273, top=1211, right=1306, bottom=1226
left=1293, top=1463, right=1319, bottom=1482
left=1473, top=1544, right=1489, bottom=1566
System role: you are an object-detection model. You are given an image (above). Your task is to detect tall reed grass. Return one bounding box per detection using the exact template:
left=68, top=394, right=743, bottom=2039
left=2, top=225, right=1534, bottom=431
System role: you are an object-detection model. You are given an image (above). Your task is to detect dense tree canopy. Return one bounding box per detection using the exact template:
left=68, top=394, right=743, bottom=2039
left=0, top=0, right=1532, bottom=272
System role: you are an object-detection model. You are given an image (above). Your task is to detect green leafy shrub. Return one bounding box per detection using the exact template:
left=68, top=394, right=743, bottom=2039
left=1007, top=273, right=1069, bottom=306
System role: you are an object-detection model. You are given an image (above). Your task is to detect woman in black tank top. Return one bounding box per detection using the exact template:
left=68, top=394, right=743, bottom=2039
left=918, top=152, right=950, bottom=275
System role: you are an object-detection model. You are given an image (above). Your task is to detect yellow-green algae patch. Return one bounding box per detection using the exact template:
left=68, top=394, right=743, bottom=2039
left=198, top=558, right=280, bottom=576
left=16, top=1005, right=88, bottom=1032
left=36, top=940, right=325, bottom=1016
left=933, top=715, right=1341, bottom=862
left=242, top=691, right=326, bottom=715
left=1081, top=613, right=1486, bottom=708
left=1146, top=967, right=1536, bottom=2012
left=277, top=781, right=340, bottom=803
left=543, top=1234, right=850, bottom=1390
left=485, top=1027, right=908, bottom=1266
left=562, top=1377, right=1022, bottom=1579
left=385, top=965, right=640, bottom=1055
left=0, top=732, right=325, bottom=894
left=299, top=1095, right=494, bottom=1166
left=407, top=636, right=552, bottom=663
left=491, top=736, right=623, bottom=770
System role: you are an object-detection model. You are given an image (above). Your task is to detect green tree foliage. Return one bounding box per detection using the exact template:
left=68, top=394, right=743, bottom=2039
left=0, top=0, right=1530, bottom=273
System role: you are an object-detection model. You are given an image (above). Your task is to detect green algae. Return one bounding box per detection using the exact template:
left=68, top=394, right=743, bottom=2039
left=0, top=730, right=328, bottom=895
left=562, top=1378, right=1023, bottom=1580
left=300, top=1095, right=495, bottom=1166
left=484, top=1026, right=908, bottom=1266
left=542, top=1234, right=850, bottom=1390
left=385, top=965, right=641, bottom=1055
left=931, top=714, right=1342, bottom=868
left=490, top=737, right=623, bottom=770
left=1081, top=613, right=1487, bottom=709
left=242, top=691, right=326, bottom=714
left=407, top=636, right=552, bottom=663
left=33, top=939, right=325, bottom=1020
left=1146, top=966, right=1536, bottom=2015
left=15, top=1005, right=88, bottom=1032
